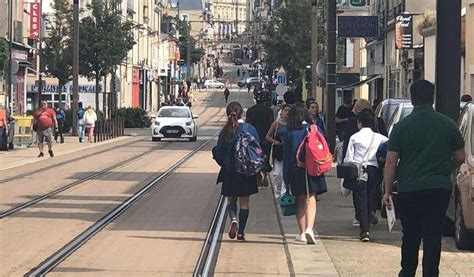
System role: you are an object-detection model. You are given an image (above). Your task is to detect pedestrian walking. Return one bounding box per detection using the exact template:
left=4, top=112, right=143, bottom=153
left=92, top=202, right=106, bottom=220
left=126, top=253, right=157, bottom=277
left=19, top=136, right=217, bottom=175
left=242, top=70, right=246, bottom=77
left=342, top=99, right=387, bottom=227
left=33, top=101, right=58, bottom=158
left=77, top=102, right=85, bottom=143
left=283, top=103, right=328, bottom=244
left=237, top=68, right=240, bottom=77
left=54, top=104, right=66, bottom=144
left=246, top=91, right=274, bottom=186
left=382, top=80, right=465, bottom=277
left=306, top=100, right=327, bottom=138
left=265, top=104, right=291, bottom=198
left=343, top=109, right=388, bottom=242
left=84, top=106, right=97, bottom=143
left=336, top=95, right=354, bottom=141
left=0, top=104, right=7, bottom=151
left=224, top=87, right=230, bottom=103
left=212, top=102, right=260, bottom=241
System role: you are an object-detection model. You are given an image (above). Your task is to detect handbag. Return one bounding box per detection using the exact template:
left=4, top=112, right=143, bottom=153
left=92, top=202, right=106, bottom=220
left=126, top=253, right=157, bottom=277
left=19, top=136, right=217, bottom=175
left=280, top=190, right=296, bottom=216
left=271, top=122, right=283, bottom=162
left=337, top=133, right=376, bottom=190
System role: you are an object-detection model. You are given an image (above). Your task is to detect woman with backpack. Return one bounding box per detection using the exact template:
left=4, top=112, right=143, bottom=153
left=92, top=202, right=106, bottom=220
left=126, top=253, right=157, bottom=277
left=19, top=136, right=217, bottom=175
left=306, top=100, right=327, bottom=138
left=265, top=104, right=291, bottom=198
left=283, top=103, right=328, bottom=244
left=212, top=102, right=260, bottom=241
left=84, top=106, right=97, bottom=143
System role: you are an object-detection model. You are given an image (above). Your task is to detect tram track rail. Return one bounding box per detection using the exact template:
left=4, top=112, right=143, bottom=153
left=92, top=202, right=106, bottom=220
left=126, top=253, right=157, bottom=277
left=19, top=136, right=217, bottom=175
left=193, top=195, right=227, bottom=277
left=0, top=141, right=172, bottom=219
left=26, top=134, right=218, bottom=276
left=0, top=137, right=146, bottom=184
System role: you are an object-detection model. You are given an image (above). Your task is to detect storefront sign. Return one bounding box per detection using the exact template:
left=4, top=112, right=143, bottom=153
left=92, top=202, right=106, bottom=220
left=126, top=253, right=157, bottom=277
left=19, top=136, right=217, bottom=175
left=338, top=16, right=379, bottom=38
left=12, top=49, right=28, bottom=62
left=395, top=14, right=413, bottom=49
left=30, top=3, right=41, bottom=40
left=28, top=83, right=102, bottom=93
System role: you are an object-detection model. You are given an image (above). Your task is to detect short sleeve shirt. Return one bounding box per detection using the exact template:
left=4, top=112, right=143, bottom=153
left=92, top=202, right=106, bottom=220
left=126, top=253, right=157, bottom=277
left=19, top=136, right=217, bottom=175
left=388, top=106, right=464, bottom=192
left=34, top=108, right=56, bottom=130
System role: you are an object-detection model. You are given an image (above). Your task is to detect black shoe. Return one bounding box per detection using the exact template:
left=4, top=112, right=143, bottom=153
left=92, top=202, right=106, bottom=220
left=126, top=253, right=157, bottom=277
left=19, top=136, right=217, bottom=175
left=237, top=233, right=245, bottom=241
left=38, top=152, right=44, bottom=158
left=359, top=232, right=370, bottom=242
left=60, top=139, right=64, bottom=144
left=48, top=150, right=54, bottom=157
left=79, top=138, right=82, bottom=143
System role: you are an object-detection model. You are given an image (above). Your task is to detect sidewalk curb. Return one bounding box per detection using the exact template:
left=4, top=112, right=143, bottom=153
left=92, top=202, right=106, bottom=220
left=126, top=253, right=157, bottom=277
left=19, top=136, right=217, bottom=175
left=0, top=136, right=133, bottom=171
left=270, top=178, right=340, bottom=276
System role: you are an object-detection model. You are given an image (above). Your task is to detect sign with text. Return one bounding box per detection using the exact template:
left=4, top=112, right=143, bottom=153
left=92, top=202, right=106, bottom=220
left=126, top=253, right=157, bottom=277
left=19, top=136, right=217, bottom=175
left=395, top=14, right=413, bottom=49
left=30, top=3, right=41, bottom=40
left=338, top=16, right=379, bottom=38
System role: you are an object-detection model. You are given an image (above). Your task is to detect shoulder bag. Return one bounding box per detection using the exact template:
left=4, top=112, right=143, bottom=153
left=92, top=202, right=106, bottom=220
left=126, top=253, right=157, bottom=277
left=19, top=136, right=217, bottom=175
left=337, top=133, right=375, bottom=190
left=271, top=122, right=283, bottom=163
left=32, top=110, right=47, bottom=132
left=280, top=182, right=296, bottom=216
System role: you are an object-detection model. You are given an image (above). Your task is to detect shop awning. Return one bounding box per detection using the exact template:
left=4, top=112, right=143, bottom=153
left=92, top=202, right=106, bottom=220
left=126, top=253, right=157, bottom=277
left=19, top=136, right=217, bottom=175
left=337, top=74, right=381, bottom=90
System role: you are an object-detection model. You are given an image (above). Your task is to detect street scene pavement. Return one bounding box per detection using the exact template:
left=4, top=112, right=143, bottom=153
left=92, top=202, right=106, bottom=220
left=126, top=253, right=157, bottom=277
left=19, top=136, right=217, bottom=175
left=1, top=1, right=474, bottom=275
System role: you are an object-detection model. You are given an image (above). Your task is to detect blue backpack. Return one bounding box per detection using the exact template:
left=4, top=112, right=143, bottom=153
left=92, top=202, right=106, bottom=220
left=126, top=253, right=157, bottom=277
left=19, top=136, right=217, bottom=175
left=56, top=110, right=65, bottom=121
left=233, top=126, right=266, bottom=176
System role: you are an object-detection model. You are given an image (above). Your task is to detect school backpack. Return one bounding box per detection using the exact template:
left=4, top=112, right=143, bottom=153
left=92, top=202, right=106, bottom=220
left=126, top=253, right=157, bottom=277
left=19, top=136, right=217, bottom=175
left=233, top=125, right=266, bottom=176
left=77, top=109, right=85, bottom=120
left=296, top=125, right=332, bottom=176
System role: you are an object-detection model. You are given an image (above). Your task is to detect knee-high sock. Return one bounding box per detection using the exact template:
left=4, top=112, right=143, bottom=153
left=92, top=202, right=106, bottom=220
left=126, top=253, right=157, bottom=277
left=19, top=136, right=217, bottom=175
left=238, top=209, right=249, bottom=234
left=227, top=202, right=237, bottom=220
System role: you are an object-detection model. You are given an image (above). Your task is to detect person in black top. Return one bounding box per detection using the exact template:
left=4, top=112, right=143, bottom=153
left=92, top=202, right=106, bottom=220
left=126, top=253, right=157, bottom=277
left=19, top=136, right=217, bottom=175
left=246, top=90, right=274, bottom=185
left=336, top=96, right=354, bottom=141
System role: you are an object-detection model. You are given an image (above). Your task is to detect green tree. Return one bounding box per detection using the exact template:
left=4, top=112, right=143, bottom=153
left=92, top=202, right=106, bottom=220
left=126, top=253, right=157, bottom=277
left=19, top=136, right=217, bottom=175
left=42, top=0, right=73, bottom=106
left=177, top=19, right=205, bottom=76
left=79, top=0, right=134, bottom=112
left=0, top=38, right=9, bottom=75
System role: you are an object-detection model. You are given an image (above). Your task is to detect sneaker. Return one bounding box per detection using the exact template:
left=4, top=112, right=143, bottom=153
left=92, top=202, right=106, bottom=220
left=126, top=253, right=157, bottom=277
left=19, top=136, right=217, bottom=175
left=228, top=219, right=238, bottom=239
left=359, top=232, right=370, bottom=242
left=38, top=152, right=44, bottom=158
left=352, top=220, right=360, bottom=227
left=237, top=233, right=245, bottom=241
left=305, top=229, right=316, bottom=245
left=48, top=150, right=54, bottom=157
left=295, top=233, right=307, bottom=243
left=371, top=214, right=379, bottom=225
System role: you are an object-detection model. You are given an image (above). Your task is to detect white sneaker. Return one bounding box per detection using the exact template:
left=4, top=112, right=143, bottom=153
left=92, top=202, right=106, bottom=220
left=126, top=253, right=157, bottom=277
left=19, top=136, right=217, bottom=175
left=305, top=229, right=316, bottom=244
left=352, top=220, right=360, bottom=227
left=295, top=233, right=307, bottom=243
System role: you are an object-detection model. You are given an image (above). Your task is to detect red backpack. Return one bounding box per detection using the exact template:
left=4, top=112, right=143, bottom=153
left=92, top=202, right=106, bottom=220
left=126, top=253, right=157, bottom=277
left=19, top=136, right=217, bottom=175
left=296, top=125, right=333, bottom=176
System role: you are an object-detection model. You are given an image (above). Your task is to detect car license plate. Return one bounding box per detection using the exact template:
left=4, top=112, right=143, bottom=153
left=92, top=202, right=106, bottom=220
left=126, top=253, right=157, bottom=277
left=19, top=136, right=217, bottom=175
left=167, top=130, right=179, bottom=134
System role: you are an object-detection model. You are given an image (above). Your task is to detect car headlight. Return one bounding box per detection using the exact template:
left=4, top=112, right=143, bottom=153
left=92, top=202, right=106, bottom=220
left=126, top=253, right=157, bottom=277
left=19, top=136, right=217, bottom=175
left=155, top=121, right=160, bottom=126
left=185, top=121, right=192, bottom=126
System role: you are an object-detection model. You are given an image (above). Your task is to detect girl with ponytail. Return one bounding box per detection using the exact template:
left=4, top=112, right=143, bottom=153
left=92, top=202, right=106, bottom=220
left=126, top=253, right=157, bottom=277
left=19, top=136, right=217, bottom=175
left=212, top=101, right=260, bottom=241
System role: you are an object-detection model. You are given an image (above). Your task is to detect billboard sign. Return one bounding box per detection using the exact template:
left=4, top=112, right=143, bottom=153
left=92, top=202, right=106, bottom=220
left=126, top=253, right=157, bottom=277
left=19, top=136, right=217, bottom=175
left=395, top=14, right=414, bottom=49
left=338, top=16, right=379, bottom=38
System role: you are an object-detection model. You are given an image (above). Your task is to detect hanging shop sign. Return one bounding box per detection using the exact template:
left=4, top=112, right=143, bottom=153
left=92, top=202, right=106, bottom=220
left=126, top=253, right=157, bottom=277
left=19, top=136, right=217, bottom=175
left=395, top=14, right=414, bottom=49
left=30, top=3, right=41, bottom=40
left=338, top=16, right=379, bottom=38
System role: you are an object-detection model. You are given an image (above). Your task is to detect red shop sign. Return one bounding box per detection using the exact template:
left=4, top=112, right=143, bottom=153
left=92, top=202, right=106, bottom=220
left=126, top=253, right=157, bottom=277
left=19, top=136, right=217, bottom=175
left=30, top=3, right=41, bottom=40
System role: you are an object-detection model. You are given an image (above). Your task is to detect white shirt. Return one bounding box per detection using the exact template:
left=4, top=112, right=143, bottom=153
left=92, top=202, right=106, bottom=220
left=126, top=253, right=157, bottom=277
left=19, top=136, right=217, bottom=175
left=344, top=128, right=388, bottom=168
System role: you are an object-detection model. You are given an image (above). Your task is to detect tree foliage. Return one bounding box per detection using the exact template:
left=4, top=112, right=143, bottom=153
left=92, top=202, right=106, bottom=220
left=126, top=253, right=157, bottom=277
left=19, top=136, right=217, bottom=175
left=0, top=37, right=9, bottom=75
left=79, top=0, right=135, bottom=111
left=262, top=0, right=327, bottom=79
left=42, top=0, right=73, bottom=104
left=177, top=18, right=205, bottom=67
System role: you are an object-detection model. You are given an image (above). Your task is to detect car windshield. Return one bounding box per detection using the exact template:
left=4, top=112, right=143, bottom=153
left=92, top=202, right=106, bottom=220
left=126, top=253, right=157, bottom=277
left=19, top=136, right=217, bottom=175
left=158, top=108, right=190, bottom=118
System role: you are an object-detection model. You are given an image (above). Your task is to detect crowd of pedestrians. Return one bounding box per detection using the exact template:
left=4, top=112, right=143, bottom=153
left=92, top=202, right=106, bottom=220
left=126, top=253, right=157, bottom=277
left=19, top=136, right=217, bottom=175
left=213, top=78, right=468, bottom=277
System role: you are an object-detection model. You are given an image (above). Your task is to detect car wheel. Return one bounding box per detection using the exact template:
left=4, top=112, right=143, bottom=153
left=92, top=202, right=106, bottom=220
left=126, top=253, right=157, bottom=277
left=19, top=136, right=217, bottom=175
left=152, top=137, right=161, bottom=142
left=455, top=197, right=473, bottom=249
left=189, top=135, right=197, bottom=142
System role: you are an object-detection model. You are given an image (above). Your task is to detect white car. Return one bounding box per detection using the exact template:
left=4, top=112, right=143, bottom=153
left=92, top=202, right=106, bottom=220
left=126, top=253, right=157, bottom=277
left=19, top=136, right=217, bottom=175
left=151, top=106, right=198, bottom=142
left=204, top=80, right=225, bottom=89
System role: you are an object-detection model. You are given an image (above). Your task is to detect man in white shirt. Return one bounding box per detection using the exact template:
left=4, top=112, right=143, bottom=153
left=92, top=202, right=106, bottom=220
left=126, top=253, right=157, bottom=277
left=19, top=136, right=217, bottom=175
left=344, top=109, right=388, bottom=241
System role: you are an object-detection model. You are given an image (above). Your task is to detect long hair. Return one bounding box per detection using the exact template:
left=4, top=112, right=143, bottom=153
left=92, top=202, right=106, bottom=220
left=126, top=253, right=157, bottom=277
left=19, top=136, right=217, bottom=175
left=222, top=102, right=244, bottom=142
left=288, top=103, right=311, bottom=130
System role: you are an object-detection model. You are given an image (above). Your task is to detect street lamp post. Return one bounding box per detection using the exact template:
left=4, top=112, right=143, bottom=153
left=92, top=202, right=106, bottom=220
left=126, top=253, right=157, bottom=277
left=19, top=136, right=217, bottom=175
left=72, top=0, right=79, bottom=136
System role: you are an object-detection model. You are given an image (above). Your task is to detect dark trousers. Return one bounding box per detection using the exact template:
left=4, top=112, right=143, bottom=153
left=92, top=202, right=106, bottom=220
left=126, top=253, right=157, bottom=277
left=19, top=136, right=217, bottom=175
left=398, top=189, right=451, bottom=277
left=353, top=165, right=380, bottom=233
left=54, top=123, right=64, bottom=143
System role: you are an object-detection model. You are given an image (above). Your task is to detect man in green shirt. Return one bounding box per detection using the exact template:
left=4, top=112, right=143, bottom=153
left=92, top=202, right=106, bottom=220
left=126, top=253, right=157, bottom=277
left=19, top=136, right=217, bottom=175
left=383, top=80, right=465, bottom=277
